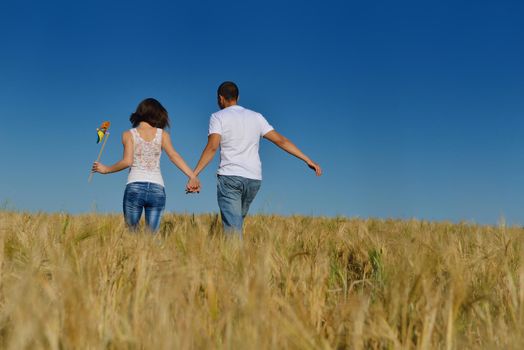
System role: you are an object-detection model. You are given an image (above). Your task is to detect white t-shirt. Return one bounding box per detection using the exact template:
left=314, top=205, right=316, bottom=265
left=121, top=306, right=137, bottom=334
left=208, top=105, right=274, bottom=180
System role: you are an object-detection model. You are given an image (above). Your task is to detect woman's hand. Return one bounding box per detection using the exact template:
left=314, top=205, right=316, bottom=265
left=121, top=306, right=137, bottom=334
left=92, top=162, right=110, bottom=174
left=186, top=177, right=201, bottom=193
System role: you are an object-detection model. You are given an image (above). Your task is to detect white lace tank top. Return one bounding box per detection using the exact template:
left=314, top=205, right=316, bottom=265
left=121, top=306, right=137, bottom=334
left=127, top=128, right=164, bottom=187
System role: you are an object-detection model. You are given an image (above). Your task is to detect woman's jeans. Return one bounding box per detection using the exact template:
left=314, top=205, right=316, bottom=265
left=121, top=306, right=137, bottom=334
left=123, top=182, right=166, bottom=232
left=217, top=175, right=261, bottom=237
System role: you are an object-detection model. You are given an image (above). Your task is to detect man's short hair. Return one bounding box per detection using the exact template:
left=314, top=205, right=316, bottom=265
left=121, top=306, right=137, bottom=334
left=217, top=81, right=239, bottom=101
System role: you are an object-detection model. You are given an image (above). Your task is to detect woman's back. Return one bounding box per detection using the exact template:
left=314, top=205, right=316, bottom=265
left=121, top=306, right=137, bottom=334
left=127, top=125, right=164, bottom=186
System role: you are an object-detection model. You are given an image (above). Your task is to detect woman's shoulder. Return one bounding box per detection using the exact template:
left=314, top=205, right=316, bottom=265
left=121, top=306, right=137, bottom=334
left=122, top=130, right=133, bottom=139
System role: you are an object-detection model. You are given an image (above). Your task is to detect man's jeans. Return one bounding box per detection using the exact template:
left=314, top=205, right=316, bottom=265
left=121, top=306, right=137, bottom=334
left=217, top=175, right=261, bottom=236
left=123, top=182, right=166, bottom=232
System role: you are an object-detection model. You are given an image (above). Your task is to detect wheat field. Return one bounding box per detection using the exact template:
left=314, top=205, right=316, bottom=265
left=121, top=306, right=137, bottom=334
left=0, top=211, right=523, bottom=349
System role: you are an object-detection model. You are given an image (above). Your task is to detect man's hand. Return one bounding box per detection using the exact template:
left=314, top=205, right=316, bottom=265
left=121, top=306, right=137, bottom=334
left=306, top=160, right=322, bottom=176
left=186, top=177, right=201, bottom=194
left=92, top=162, right=109, bottom=174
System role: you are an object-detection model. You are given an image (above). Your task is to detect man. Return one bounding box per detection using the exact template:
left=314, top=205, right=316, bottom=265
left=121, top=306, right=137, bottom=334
left=191, top=81, right=322, bottom=236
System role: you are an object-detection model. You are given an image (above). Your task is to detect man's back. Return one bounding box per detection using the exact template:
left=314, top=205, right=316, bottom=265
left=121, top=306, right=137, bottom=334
left=209, top=105, right=273, bottom=180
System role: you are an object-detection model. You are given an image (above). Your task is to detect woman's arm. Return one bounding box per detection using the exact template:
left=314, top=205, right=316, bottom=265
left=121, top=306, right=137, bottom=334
left=92, top=131, right=133, bottom=174
left=162, top=132, right=200, bottom=191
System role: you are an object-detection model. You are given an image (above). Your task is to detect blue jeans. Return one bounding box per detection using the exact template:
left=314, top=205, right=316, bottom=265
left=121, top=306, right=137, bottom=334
left=123, top=182, right=166, bottom=232
left=217, top=175, right=261, bottom=236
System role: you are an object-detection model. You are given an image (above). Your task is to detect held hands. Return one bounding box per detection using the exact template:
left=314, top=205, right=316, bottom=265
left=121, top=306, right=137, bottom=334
left=186, top=176, right=201, bottom=194
left=92, top=162, right=110, bottom=174
left=306, top=160, right=322, bottom=176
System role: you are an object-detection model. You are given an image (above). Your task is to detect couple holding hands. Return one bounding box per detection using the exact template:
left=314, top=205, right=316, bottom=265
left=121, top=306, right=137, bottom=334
left=92, top=82, right=321, bottom=237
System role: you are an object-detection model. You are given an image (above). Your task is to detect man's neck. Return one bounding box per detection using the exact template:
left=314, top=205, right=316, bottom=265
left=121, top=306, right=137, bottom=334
left=222, top=100, right=238, bottom=109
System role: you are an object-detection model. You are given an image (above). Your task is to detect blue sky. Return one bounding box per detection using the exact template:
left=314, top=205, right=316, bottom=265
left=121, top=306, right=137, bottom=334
left=1, top=0, right=523, bottom=224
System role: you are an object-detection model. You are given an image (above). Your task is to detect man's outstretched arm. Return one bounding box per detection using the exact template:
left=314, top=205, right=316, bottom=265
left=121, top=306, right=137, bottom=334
left=193, top=133, right=221, bottom=177
left=263, top=130, right=322, bottom=176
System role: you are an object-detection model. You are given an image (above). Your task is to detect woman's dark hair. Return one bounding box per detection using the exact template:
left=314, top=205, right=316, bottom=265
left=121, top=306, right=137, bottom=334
left=129, top=98, right=170, bottom=129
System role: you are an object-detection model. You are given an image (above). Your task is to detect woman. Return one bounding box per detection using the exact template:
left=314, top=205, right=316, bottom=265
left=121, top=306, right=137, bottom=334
left=92, top=98, right=200, bottom=232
